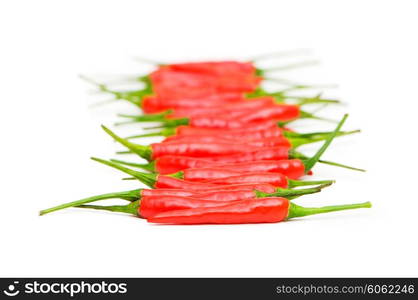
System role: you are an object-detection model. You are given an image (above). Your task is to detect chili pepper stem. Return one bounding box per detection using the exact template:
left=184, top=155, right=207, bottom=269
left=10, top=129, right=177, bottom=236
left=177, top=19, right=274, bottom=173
left=91, top=157, right=157, bottom=187
left=257, top=183, right=331, bottom=199
left=111, top=159, right=156, bottom=172
left=299, top=110, right=338, bottom=123
left=125, top=128, right=175, bottom=139
left=77, top=200, right=140, bottom=216
left=79, top=75, right=142, bottom=106
left=302, top=114, right=348, bottom=172
left=116, top=111, right=172, bottom=126
left=101, top=125, right=153, bottom=161
left=39, top=189, right=140, bottom=216
left=318, top=160, right=366, bottom=172
left=287, top=179, right=335, bottom=188
left=287, top=201, right=372, bottom=219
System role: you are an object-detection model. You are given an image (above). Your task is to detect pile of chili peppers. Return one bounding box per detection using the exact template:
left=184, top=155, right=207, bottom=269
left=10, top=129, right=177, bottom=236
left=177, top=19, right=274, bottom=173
left=41, top=55, right=371, bottom=224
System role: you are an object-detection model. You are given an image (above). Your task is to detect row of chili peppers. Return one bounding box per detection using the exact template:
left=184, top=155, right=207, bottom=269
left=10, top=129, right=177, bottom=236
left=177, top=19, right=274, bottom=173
left=40, top=56, right=370, bottom=224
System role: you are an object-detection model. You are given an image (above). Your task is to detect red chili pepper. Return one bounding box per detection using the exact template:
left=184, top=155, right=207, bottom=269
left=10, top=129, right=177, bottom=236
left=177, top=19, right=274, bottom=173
left=125, top=125, right=286, bottom=141
left=230, top=104, right=300, bottom=123
left=163, top=96, right=275, bottom=118
left=141, top=93, right=244, bottom=114
left=40, top=184, right=331, bottom=216
left=91, top=157, right=287, bottom=192
left=166, top=61, right=257, bottom=77
left=163, top=135, right=291, bottom=148
left=147, top=198, right=371, bottom=224
left=46, top=197, right=370, bottom=224
left=150, top=68, right=262, bottom=98
left=95, top=158, right=334, bottom=193
left=102, top=125, right=293, bottom=159
left=106, top=115, right=357, bottom=177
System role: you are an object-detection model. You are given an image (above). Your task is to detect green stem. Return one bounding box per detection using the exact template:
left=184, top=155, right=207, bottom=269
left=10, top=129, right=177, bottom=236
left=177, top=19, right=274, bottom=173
left=77, top=200, right=140, bottom=216
left=287, top=201, right=372, bottom=219
left=101, top=125, right=153, bottom=161
left=291, top=150, right=366, bottom=172
left=79, top=75, right=145, bottom=106
left=116, top=111, right=172, bottom=125
left=287, top=179, right=334, bottom=188
left=111, top=159, right=156, bottom=172
left=302, top=114, right=348, bottom=172
left=125, top=128, right=176, bottom=139
left=289, top=130, right=360, bottom=148
left=256, top=184, right=329, bottom=199
left=91, top=157, right=157, bottom=187
left=300, top=110, right=338, bottom=123
left=317, top=160, right=366, bottom=172
left=284, top=130, right=360, bottom=139
left=39, top=189, right=140, bottom=216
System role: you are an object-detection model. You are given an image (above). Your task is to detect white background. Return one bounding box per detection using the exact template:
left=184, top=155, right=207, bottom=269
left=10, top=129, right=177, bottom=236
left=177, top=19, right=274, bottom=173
left=1, top=0, right=417, bottom=277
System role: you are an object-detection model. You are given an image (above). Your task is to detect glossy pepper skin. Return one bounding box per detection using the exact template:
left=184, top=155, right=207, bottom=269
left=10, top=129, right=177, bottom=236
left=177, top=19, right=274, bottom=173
left=145, top=155, right=300, bottom=176
left=154, top=176, right=276, bottom=193
left=162, top=135, right=291, bottom=148
left=148, top=197, right=290, bottom=224
left=141, top=93, right=244, bottom=114
left=147, top=197, right=372, bottom=225
left=151, top=142, right=278, bottom=158
left=101, top=125, right=291, bottom=162
left=204, top=160, right=306, bottom=180
left=150, top=68, right=262, bottom=98
left=175, top=125, right=283, bottom=138
left=203, top=173, right=288, bottom=187
left=139, top=195, right=232, bottom=218
left=165, top=97, right=275, bottom=118
left=166, top=61, right=256, bottom=76
left=231, top=104, right=300, bottom=123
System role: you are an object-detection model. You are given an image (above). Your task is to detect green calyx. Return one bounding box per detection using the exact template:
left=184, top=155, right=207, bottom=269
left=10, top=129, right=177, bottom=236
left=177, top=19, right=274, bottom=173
left=79, top=75, right=151, bottom=106
left=78, top=200, right=140, bottom=216
left=124, top=127, right=176, bottom=140
left=255, top=182, right=332, bottom=200
left=101, top=125, right=153, bottom=161
left=115, top=110, right=173, bottom=126
left=39, top=189, right=140, bottom=216
left=91, top=157, right=157, bottom=188
left=287, top=201, right=372, bottom=219
left=111, top=159, right=156, bottom=172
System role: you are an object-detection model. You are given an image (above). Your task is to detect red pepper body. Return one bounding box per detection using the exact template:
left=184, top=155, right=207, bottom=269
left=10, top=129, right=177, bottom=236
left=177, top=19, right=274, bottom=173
left=148, top=197, right=290, bottom=224
left=139, top=195, right=231, bottom=218
left=191, top=189, right=258, bottom=201
left=201, top=146, right=290, bottom=163
left=154, top=147, right=291, bottom=174
left=150, top=68, right=261, bottom=97
left=142, top=93, right=244, bottom=114
left=140, top=189, right=197, bottom=197
left=140, top=188, right=256, bottom=201
left=232, top=104, right=300, bottom=123
left=150, top=142, right=261, bottom=158
left=154, top=176, right=277, bottom=193
left=189, top=117, right=277, bottom=130
left=167, top=97, right=275, bottom=119
left=182, top=168, right=288, bottom=187
left=163, top=135, right=291, bottom=148
left=210, top=160, right=306, bottom=179
left=205, top=173, right=288, bottom=187
left=155, top=175, right=218, bottom=190
left=167, top=61, right=256, bottom=77
left=175, top=125, right=283, bottom=139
